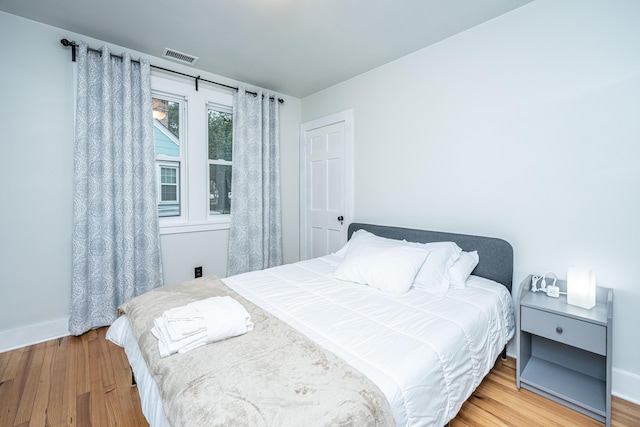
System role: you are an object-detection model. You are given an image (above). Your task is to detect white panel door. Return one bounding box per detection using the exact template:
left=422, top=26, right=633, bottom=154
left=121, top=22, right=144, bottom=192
left=300, top=111, right=353, bottom=260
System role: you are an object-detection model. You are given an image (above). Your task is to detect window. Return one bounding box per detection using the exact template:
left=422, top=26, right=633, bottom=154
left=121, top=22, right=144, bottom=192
left=153, top=96, right=183, bottom=217
left=208, top=107, right=233, bottom=215
left=151, top=74, right=233, bottom=232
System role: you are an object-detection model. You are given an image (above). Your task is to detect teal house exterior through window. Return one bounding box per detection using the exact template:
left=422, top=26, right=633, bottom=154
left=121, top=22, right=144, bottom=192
left=154, top=117, right=181, bottom=217
left=154, top=119, right=180, bottom=157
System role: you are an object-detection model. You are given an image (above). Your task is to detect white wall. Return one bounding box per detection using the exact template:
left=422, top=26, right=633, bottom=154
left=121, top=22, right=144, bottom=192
left=0, top=11, right=301, bottom=349
left=301, top=0, right=640, bottom=402
left=0, top=12, right=75, bottom=345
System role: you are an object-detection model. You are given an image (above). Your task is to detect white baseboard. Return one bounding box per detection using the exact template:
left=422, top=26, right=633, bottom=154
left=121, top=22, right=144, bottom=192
left=613, top=368, right=640, bottom=405
left=0, top=317, right=70, bottom=353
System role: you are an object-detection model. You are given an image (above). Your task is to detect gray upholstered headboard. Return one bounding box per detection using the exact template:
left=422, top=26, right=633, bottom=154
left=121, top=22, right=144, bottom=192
left=348, top=223, right=514, bottom=292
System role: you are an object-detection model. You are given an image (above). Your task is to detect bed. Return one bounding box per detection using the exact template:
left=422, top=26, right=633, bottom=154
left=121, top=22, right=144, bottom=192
left=106, top=223, right=515, bottom=427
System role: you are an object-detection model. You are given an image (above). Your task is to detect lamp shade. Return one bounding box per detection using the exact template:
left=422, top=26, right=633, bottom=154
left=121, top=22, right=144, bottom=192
left=567, top=268, right=596, bottom=309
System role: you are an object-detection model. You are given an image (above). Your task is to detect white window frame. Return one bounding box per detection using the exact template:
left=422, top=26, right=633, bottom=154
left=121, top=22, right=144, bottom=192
left=152, top=72, right=234, bottom=234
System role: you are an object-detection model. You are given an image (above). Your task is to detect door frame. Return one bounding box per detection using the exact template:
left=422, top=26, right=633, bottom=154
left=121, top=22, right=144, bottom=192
left=299, top=109, right=354, bottom=260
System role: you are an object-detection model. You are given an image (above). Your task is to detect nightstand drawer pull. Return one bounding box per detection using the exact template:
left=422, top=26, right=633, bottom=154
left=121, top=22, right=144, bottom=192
left=556, top=326, right=563, bottom=334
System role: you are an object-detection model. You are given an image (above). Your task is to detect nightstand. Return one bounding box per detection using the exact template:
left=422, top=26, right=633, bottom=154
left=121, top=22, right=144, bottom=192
left=516, top=275, right=613, bottom=426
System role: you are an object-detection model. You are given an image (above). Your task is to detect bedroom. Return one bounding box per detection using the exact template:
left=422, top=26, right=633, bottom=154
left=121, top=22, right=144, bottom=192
left=1, top=0, right=639, bottom=425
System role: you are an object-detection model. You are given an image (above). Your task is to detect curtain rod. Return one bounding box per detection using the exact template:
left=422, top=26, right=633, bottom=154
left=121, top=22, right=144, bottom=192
left=60, top=39, right=284, bottom=104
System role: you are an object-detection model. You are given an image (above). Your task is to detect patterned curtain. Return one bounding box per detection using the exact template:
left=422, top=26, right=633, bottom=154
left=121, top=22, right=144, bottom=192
left=69, top=42, right=163, bottom=335
left=227, top=88, right=283, bottom=275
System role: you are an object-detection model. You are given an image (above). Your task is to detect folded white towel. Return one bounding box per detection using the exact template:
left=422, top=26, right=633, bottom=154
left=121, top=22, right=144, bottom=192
left=192, top=296, right=254, bottom=343
left=151, top=296, right=254, bottom=358
left=163, top=305, right=205, bottom=338
left=152, top=317, right=207, bottom=358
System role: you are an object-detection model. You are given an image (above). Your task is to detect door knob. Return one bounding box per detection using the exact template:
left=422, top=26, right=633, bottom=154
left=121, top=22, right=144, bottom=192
left=337, top=216, right=344, bottom=225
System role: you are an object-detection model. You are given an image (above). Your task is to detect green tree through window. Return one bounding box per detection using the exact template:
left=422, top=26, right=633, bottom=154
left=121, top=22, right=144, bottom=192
left=208, top=108, right=233, bottom=215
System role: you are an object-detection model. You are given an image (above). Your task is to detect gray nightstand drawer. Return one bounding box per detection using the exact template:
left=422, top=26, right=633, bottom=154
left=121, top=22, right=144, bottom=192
left=521, top=306, right=606, bottom=355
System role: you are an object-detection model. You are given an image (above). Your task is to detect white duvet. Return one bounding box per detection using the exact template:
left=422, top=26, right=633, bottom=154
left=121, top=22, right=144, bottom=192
left=108, top=254, right=514, bottom=427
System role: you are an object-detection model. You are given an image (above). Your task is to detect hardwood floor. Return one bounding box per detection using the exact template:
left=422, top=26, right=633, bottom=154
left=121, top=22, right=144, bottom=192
left=1, top=328, right=638, bottom=427
left=0, top=328, right=147, bottom=427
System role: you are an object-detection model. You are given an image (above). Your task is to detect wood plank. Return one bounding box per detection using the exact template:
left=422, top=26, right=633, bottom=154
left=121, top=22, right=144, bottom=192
left=76, top=391, right=91, bottom=427
left=451, top=395, right=511, bottom=427
left=88, top=332, right=107, bottom=426
left=0, top=346, right=25, bottom=382
left=46, top=336, right=70, bottom=426
left=62, top=335, right=80, bottom=427
left=463, top=390, right=546, bottom=426
left=11, top=344, right=43, bottom=425
left=0, top=347, right=27, bottom=427
left=77, top=332, right=92, bottom=394
left=0, top=347, right=11, bottom=380
left=0, top=378, right=16, bottom=427
left=97, top=327, right=125, bottom=427
left=473, top=374, right=600, bottom=427
left=28, top=339, right=56, bottom=427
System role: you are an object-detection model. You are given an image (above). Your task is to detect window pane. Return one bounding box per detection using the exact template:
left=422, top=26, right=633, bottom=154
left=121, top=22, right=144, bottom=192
left=153, top=98, right=180, bottom=157
left=161, top=185, right=177, bottom=201
left=158, top=164, right=180, bottom=217
left=208, top=110, right=232, bottom=161
left=161, top=167, right=176, bottom=184
left=209, top=164, right=232, bottom=215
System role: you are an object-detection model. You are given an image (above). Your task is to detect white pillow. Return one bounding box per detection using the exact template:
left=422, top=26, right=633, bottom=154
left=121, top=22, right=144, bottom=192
left=332, top=240, right=350, bottom=258
left=332, top=230, right=358, bottom=258
left=335, top=234, right=427, bottom=295
left=409, top=241, right=462, bottom=296
left=449, top=250, right=479, bottom=289
left=333, top=229, right=405, bottom=258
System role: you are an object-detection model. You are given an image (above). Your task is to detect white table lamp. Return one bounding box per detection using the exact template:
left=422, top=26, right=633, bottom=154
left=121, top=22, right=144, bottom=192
left=567, top=268, right=596, bottom=309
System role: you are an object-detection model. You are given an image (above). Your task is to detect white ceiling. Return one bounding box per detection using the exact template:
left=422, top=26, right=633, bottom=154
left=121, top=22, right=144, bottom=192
left=1, top=0, right=533, bottom=98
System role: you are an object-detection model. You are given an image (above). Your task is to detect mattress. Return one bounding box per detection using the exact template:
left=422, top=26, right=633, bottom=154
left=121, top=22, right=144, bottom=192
left=107, top=254, right=515, bottom=427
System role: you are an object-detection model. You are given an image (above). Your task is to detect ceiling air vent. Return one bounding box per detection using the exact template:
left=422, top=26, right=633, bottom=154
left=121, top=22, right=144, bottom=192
left=162, top=48, right=199, bottom=65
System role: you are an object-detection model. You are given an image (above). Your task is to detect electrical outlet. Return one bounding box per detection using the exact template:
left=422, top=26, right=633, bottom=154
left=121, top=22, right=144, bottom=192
left=194, top=266, right=203, bottom=278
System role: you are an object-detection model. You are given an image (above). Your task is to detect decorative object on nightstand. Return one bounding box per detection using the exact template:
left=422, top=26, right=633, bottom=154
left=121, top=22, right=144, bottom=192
left=516, top=274, right=613, bottom=427
left=530, top=272, right=561, bottom=297
left=567, top=268, right=597, bottom=309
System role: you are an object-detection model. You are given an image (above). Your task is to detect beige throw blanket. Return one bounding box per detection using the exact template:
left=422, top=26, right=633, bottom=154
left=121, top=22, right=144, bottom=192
left=119, top=276, right=395, bottom=427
